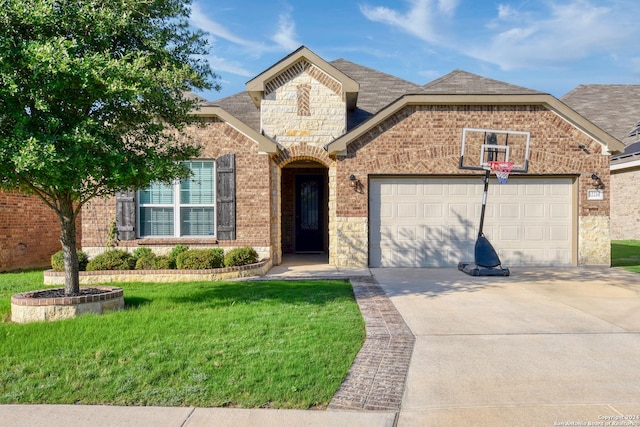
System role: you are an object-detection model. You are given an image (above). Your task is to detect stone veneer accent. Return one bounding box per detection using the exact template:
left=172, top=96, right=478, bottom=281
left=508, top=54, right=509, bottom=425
left=610, top=167, right=640, bottom=240
left=579, top=216, right=611, bottom=265
left=332, top=217, right=369, bottom=267
left=261, top=68, right=345, bottom=147
left=43, top=259, right=273, bottom=285
left=11, top=286, right=124, bottom=323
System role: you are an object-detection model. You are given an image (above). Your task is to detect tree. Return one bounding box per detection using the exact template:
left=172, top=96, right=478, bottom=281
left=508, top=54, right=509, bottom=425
left=0, top=0, right=217, bottom=295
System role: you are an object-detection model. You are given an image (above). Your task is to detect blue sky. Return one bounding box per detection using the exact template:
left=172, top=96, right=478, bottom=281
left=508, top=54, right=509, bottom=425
left=189, top=0, right=640, bottom=101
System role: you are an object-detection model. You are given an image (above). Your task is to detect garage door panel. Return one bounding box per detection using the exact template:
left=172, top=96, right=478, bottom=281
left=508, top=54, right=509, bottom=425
left=498, top=204, right=520, bottom=218
left=499, top=225, right=521, bottom=241
left=549, top=225, right=569, bottom=241
left=370, top=177, right=574, bottom=267
left=423, top=204, right=443, bottom=218
left=524, top=203, right=545, bottom=218
left=524, top=225, right=545, bottom=240
left=550, top=203, right=570, bottom=218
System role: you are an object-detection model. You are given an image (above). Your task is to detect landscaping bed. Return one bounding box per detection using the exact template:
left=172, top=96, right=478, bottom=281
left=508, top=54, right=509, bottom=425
left=43, top=259, right=272, bottom=285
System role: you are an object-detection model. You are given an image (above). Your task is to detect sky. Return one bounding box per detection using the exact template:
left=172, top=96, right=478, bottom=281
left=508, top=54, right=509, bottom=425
left=188, top=0, right=640, bottom=102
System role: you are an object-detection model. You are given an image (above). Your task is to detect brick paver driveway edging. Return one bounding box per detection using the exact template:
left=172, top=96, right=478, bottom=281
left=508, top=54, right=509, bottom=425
left=329, top=277, right=416, bottom=411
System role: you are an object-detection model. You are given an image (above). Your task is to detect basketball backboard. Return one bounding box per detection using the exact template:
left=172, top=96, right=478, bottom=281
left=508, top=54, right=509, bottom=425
left=459, top=128, right=530, bottom=173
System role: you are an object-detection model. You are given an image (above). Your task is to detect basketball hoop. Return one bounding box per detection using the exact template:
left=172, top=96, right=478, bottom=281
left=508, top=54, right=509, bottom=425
left=488, top=161, right=514, bottom=184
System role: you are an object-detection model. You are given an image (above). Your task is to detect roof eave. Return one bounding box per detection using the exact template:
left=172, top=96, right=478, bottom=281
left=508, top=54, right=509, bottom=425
left=325, top=93, right=625, bottom=155
left=245, top=46, right=359, bottom=108
left=192, top=105, right=279, bottom=154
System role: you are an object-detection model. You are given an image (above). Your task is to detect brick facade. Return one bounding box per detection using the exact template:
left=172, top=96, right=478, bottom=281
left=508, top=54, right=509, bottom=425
left=81, top=118, right=273, bottom=259
left=611, top=167, right=640, bottom=240
left=80, top=49, right=618, bottom=269
left=0, top=191, right=70, bottom=271
left=331, top=105, right=612, bottom=266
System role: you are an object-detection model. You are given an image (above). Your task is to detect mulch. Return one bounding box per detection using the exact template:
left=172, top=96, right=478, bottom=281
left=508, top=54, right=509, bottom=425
left=23, top=288, right=111, bottom=299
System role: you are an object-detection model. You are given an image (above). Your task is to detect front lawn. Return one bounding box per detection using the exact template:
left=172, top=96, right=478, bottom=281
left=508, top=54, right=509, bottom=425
left=611, top=240, right=640, bottom=273
left=0, top=272, right=365, bottom=408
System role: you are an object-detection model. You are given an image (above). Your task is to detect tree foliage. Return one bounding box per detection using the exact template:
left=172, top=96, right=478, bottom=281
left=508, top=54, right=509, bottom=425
left=0, top=0, right=217, bottom=294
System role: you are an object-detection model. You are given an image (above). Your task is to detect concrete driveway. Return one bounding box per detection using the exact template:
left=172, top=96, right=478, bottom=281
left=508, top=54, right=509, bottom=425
left=373, top=267, right=640, bottom=427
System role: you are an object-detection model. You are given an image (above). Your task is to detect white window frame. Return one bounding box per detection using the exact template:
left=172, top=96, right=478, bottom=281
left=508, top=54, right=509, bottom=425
left=137, top=160, right=216, bottom=238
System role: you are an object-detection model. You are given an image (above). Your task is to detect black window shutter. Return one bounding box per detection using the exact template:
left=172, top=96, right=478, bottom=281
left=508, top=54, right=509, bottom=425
left=115, top=190, right=136, bottom=240
left=216, top=154, right=236, bottom=240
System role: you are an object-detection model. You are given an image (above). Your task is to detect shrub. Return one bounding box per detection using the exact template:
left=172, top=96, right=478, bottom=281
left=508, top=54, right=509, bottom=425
left=133, top=247, right=154, bottom=259
left=153, top=256, right=175, bottom=270
left=135, top=254, right=157, bottom=270
left=176, top=248, right=224, bottom=270
left=51, top=250, right=89, bottom=272
left=224, top=247, right=259, bottom=267
left=169, top=244, right=189, bottom=262
left=86, top=249, right=136, bottom=271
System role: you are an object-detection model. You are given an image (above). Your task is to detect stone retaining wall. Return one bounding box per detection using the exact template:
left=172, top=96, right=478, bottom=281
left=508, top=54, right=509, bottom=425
left=11, top=286, right=124, bottom=323
left=43, top=259, right=273, bottom=285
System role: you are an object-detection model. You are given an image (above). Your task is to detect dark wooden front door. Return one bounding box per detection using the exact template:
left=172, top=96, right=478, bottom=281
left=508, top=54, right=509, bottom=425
left=295, top=175, right=325, bottom=252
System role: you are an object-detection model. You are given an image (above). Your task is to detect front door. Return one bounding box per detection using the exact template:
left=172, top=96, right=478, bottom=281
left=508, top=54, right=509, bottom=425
left=295, top=175, right=325, bottom=252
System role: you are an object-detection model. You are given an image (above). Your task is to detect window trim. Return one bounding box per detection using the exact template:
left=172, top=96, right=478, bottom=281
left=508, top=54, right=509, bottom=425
left=137, top=160, right=217, bottom=238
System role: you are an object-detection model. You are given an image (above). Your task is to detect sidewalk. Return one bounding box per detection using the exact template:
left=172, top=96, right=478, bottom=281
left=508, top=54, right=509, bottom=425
left=0, top=405, right=397, bottom=427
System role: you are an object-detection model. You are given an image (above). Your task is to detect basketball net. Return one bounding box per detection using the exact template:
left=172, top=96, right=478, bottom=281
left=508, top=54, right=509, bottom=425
left=488, top=161, right=514, bottom=184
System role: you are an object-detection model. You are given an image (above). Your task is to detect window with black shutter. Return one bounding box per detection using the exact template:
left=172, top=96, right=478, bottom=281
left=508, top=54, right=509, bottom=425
left=216, top=154, right=236, bottom=240
left=116, top=156, right=236, bottom=240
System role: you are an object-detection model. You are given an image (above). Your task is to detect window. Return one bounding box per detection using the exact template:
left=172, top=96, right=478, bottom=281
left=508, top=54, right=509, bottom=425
left=138, top=161, right=215, bottom=237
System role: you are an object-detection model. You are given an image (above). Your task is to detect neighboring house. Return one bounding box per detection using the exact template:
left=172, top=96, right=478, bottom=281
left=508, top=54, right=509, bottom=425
left=562, top=85, right=640, bottom=240
left=0, top=190, right=63, bottom=271
left=81, top=46, right=624, bottom=267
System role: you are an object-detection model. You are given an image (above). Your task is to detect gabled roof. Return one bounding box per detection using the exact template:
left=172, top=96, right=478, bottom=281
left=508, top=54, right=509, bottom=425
left=209, top=92, right=260, bottom=133
left=421, top=70, right=544, bottom=95
left=195, top=104, right=278, bottom=154
left=245, top=46, right=359, bottom=109
left=330, top=59, right=421, bottom=128
left=562, top=85, right=640, bottom=146
left=325, top=92, right=625, bottom=155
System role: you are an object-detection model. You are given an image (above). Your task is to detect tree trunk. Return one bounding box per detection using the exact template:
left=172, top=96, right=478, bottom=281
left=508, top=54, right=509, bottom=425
left=59, top=197, right=80, bottom=296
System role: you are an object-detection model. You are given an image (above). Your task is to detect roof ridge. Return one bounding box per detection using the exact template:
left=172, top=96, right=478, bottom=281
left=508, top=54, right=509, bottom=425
left=330, top=58, right=421, bottom=88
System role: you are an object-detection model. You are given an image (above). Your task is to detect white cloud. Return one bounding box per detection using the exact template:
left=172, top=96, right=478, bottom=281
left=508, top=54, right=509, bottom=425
left=497, top=4, right=516, bottom=19
left=272, top=12, right=301, bottom=51
left=467, top=0, right=637, bottom=70
left=360, top=0, right=442, bottom=44
left=190, top=2, right=256, bottom=48
left=207, top=56, right=253, bottom=78
left=438, top=0, right=459, bottom=15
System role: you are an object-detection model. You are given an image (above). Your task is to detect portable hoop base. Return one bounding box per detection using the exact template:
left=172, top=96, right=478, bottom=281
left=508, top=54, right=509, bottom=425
left=458, top=262, right=510, bottom=276
left=458, top=235, right=510, bottom=276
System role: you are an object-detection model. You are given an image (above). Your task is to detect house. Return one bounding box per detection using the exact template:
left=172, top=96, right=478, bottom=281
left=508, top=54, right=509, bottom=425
left=80, top=46, right=624, bottom=268
left=0, top=190, right=63, bottom=271
left=561, top=85, right=640, bottom=241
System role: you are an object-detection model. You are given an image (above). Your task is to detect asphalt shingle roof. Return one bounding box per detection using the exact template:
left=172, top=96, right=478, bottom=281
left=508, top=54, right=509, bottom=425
left=561, top=85, right=640, bottom=148
left=207, top=62, right=550, bottom=135
left=420, top=69, right=544, bottom=95
left=329, top=59, right=422, bottom=128
left=209, top=92, right=261, bottom=132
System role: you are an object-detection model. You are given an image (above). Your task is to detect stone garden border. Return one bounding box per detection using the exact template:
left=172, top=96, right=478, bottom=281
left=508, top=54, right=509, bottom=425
left=43, top=259, right=273, bottom=285
left=11, top=286, right=124, bottom=323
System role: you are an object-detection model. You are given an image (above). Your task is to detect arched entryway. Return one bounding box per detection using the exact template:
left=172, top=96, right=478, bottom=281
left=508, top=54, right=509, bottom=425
left=281, top=160, right=329, bottom=255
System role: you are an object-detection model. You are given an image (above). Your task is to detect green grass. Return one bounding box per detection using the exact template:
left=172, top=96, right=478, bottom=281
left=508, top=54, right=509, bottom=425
left=611, top=240, right=640, bottom=273
left=0, top=272, right=365, bottom=408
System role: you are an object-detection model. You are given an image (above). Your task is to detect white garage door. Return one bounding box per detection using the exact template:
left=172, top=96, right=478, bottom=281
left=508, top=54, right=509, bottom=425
left=369, top=177, right=574, bottom=267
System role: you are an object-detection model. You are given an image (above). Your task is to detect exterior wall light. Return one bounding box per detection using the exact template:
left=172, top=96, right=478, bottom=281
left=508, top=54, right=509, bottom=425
left=349, top=174, right=364, bottom=193
left=591, top=173, right=604, bottom=189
